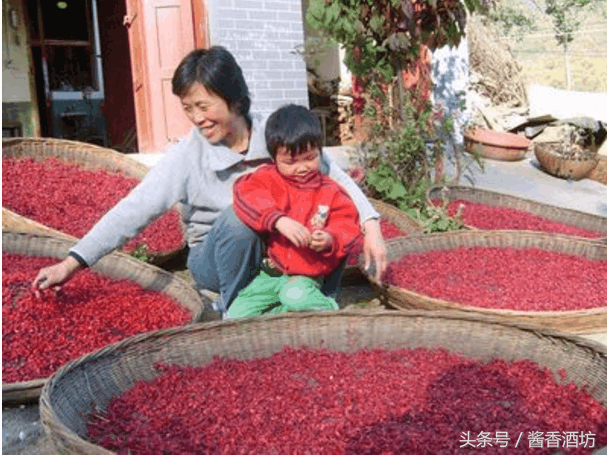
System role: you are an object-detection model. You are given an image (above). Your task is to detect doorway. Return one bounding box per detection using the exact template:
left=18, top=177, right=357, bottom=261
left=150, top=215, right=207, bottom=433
left=25, top=0, right=137, bottom=151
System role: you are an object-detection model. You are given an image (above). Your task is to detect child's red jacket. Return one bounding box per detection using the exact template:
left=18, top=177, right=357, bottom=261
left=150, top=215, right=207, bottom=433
left=233, top=164, right=361, bottom=277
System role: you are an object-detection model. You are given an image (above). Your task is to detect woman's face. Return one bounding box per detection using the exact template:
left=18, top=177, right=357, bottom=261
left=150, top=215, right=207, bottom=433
left=275, top=145, right=321, bottom=182
left=180, top=82, right=240, bottom=146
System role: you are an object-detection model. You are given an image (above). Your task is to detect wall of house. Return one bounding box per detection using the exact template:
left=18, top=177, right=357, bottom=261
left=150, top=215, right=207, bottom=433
left=2, top=0, right=38, bottom=137
left=206, top=0, right=309, bottom=115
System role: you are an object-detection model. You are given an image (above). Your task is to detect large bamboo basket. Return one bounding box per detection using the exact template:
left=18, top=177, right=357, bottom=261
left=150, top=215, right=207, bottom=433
left=2, top=230, right=214, bottom=404
left=2, top=137, right=186, bottom=264
left=427, top=185, right=607, bottom=240
left=39, top=310, right=607, bottom=454
left=361, top=230, right=607, bottom=334
left=2, top=207, right=77, bottom=241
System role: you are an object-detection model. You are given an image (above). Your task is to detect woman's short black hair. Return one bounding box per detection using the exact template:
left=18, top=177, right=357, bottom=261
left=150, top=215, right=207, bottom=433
left=172, top=46, right=251, bottom=118
left=265, top=104, right=322, bottom=160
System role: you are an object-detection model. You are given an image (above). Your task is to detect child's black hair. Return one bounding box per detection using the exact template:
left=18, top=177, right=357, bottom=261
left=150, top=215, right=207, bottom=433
left=265, top=104, right=322, bottom=160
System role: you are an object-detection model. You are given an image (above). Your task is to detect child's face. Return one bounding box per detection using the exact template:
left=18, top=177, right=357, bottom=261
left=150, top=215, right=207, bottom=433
left=275, top=145, right=321, bottom=182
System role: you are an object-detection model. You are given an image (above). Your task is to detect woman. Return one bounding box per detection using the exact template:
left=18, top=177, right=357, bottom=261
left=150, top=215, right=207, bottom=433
left=32, top=46, right=387, bottom=316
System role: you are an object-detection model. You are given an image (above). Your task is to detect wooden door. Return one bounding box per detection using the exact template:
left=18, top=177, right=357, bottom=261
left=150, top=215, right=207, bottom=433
left=124, top=0, right=153, bottom=152
left=125, top=0, right=203, bottom=153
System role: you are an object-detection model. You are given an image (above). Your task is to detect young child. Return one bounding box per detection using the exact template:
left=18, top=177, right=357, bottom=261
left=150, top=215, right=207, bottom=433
left=227, top=104, right=361, bottom=318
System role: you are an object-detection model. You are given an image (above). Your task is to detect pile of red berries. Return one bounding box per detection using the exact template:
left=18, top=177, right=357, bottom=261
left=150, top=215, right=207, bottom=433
left=87, top=345, right=607, bottom=454
left=347, top=219, right=408, bottom=265
left=384, top=246, right=607, bottom=311
left=2, top=253, right=191, bottom=383
left=2, top=157, right=184, bottom=255
left=431, top=198, right=604, bottom=238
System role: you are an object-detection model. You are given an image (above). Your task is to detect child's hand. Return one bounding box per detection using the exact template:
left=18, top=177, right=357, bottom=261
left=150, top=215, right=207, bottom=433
left=275, top=217, right=312, bottom=247
left=309, top=230, right=332, bottom=252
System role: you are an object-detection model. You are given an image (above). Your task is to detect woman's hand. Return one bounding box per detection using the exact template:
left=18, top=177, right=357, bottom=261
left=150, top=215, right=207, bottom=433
left=309, top=230, right=332, bottom=252
left=275, top=216, right=312, bottom=247
left=362, top=218, right=387, bottom=284
left=32, top=256, right=82, bottom=297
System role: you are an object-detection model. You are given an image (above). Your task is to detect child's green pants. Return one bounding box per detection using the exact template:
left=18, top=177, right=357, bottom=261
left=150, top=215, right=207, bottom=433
left=226, top=270, right=339, bottom=318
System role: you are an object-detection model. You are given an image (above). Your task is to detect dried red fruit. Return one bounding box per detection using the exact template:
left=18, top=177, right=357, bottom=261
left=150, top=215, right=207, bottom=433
left=2, top=157, right=184, bottom=254
left=383, top=247, right=607, bottom=311
left=347, top=219, right=408, bottom=265
left=429, top=198, right=604, bottom=238
left=2, top=253, right=191, bottom=383
left=86, top=346, right=607, bottom=454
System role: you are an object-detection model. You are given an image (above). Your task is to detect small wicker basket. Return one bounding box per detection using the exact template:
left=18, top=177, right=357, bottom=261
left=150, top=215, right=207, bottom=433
left=39, top=310, right=607, bottom=454
left=361, top=230, right=607, bottom=334
left=2, top=230, right=213, bottom=403
left=534, top=141, right=599, bottom=180
left=2, top=137, right=186, bottom=264
left=427, top=185, right=607, bottom=240
left=589, top=155, right=607, bottom=186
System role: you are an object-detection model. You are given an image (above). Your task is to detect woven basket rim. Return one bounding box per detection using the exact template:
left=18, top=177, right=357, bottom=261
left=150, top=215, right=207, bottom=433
left=2, top=230, right=208, bottom=403
left=38, top=309, right=607, bottom=454
left=534, top=143, right=599, bottom=180
left=426, top=184, right=607, bottom=237
left=360, top=230, right=607, bottom=332
left=2, top=207, right=78, bottom=240
left=534, top=141, right=599, bottom=161
left=369, top=198, right=424, bottom=233
left=2, top=138, right=186, bottom=262
left=2, top=137, right=151, bottom=176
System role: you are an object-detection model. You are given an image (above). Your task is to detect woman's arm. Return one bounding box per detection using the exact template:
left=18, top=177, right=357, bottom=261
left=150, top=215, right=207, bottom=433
left=32, top=144, right=191, bottom=292
left=321, top=152, right=387, bottom=283
left=70, top=147, right=189, bottom=266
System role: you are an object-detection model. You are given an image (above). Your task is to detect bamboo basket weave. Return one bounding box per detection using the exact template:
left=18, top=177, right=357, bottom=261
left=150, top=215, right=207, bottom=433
left=2, top=230, right=213, bottom=403
left=427, top=185, right=607, bottom=240
left=362, top=230, right=607, bottom=334
left=534, top=141, right=599, bottom=180
left=2, top=137, right=186, bottom=264
left=39, top=310, right=607, bottom=454
left=589, top=155, right=607, bottom=186
left=369, top=198, right=424, bottom=235
left=2, top=207, right=77, bottom=241
left=2, top=137, right=150, bottom=178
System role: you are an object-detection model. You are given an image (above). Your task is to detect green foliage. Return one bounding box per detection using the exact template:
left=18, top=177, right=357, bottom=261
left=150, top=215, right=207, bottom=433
left=128, top=244, right=150, bottom=263
left=306, top=0, right=477, bottom=233
left=545, top=0, right=593, bottom=47
left=487, top=4, right=537, bottom=41
left=306, top=0, right=479, bottom=79
left=362, top=92, right=464, bottom=233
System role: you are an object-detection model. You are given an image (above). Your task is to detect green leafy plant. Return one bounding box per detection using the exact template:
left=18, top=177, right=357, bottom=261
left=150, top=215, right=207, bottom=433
left=307, top=0, right=482, bottom=232
left=307, top=0, right=478, bottom=81
left=128, top=244, right=150, bottom=263
left=362, top=91, right=465, bottom=233
left=545, top=0, right=594, bottom=89
left=486, top=3, right=537, bottom=42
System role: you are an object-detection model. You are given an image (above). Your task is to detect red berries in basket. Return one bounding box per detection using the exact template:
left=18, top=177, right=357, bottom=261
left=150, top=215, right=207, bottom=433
left=2, top=253, right=191, bottom=383
left=86, top=346, right=607, bottom=454
left=347, top=218, right=409, bottom=266
left=384, top=246, right=607, bottom=311
left=431, top=198, right=605, bottom=238
left=2, top=157, right=184, bottom=256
